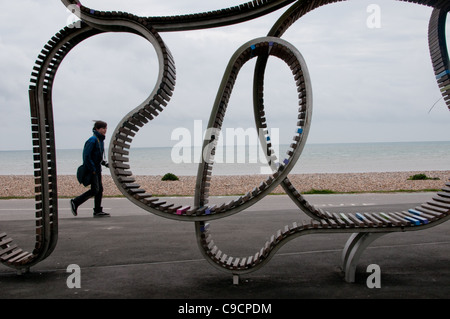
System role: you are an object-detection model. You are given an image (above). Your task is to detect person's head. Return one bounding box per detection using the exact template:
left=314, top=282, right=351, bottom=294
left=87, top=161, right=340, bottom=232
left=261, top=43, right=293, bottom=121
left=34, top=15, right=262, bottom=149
left=93, top=120, right=107, bottom=136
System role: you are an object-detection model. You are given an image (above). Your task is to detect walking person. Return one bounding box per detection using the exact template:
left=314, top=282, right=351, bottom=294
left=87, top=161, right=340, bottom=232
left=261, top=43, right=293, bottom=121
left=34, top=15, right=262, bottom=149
left=71, top=120, right=110, bottom=217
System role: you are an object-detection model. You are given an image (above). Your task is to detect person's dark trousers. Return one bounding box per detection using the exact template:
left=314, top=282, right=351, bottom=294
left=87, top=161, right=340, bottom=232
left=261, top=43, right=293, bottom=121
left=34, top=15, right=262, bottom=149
left=73, top=173, right=103, bottom=212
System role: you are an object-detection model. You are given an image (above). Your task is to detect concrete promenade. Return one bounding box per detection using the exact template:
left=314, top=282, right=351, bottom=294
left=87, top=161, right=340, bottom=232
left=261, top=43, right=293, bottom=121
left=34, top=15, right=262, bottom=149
left=0, top=193, right=448, bottom=302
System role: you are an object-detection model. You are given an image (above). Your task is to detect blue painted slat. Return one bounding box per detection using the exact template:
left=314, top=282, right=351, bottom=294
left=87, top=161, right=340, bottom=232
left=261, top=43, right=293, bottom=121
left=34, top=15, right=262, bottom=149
left=436, top=69, right=450, bottom=79
left=403, top=216, right=421, bottom=226
left=406, top=211, right=429, bottom=224
left=408, top=209, right=422, bottom=215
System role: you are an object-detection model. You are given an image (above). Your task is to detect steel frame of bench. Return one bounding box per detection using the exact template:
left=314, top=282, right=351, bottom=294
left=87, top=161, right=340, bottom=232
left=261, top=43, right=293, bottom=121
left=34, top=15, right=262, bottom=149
left=0, top=0, right=448, bottom=284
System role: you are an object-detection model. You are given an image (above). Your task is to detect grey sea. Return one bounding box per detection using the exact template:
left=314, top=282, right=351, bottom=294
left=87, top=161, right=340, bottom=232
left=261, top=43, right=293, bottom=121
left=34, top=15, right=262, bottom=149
left=0, top=141, right=449, bottom=176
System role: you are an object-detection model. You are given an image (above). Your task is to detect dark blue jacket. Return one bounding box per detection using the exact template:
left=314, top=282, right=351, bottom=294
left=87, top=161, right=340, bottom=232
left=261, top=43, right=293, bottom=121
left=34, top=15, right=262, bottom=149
left=83, top=130, right=105, bottom=174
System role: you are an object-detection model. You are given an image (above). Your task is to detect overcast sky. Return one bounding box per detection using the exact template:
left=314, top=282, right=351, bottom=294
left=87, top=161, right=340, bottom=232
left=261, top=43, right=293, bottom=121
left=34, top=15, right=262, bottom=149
left=0, top=0, right=448, bottom=151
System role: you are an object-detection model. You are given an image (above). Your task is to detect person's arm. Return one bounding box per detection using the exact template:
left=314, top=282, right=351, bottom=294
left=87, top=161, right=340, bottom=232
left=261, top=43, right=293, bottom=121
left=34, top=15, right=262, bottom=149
left=83, top=138, right=97, bottom=174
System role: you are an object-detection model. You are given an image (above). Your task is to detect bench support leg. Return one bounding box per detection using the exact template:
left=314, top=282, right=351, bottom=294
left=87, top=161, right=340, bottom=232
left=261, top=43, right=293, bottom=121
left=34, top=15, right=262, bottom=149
left=342, top=232, right=386, bottom=283
left=233, top=274, right=240, bottom=285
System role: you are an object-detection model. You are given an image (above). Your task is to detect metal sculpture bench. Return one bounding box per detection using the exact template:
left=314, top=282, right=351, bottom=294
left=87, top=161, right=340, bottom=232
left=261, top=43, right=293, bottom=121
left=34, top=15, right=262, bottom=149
left=195, top=178, right=449, bottom=283
left=0, top=0, right=449, bottom=285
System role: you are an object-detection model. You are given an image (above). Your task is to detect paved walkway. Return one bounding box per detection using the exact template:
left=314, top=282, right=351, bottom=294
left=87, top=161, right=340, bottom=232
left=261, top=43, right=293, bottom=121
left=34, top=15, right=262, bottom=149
left=0, top=195, right=448, bottom=301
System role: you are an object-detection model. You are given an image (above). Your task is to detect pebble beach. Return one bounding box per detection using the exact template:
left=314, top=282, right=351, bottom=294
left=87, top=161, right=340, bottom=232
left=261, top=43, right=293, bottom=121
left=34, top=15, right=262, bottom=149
left=1, top=171, right=448, bottom=198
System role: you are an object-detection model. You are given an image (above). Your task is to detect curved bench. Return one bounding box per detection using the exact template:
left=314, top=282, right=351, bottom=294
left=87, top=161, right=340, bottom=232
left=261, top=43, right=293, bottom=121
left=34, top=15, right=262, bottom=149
left=1, top=0, right=448, bottom=285
left=1, top=23, right=105, bottom=273
left=195, top=182, right=450, bottom=283
left=193, top=0, right=450, bottom=283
